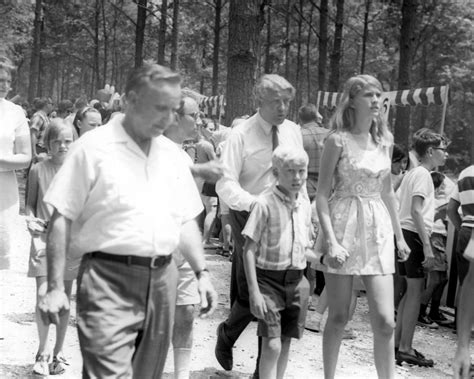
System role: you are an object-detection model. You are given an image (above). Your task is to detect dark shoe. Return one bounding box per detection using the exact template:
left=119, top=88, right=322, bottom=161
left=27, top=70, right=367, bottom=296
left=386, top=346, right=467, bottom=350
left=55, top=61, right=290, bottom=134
left=429, top=312, right=452, bottom=326
left=417, top=315, right=439, bottom=329
left=396, top=350, right=434, bottom=367
left=215, top=323, right=233, bottom=371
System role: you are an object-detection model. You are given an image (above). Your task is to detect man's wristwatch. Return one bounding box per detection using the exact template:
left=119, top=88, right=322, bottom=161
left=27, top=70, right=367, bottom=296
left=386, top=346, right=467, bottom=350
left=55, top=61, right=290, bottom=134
left=195, top=268, right=210, bottom=279
left=320, top=255, right=325, bottom=265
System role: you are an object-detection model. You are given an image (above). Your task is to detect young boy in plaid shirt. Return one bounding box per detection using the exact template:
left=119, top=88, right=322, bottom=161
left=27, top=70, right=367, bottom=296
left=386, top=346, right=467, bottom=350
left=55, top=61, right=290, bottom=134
left=242, top=146, right=314, bottom=378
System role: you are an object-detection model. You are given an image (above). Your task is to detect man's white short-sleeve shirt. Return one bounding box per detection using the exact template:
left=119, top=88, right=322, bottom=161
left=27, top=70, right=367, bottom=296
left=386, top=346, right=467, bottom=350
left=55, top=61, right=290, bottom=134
left=44, top=115, right=203, bottom=257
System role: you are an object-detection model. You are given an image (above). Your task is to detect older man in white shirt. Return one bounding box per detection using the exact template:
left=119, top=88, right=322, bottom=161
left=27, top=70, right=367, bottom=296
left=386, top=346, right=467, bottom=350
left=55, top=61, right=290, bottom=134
left=215, top=74, right=304, bottom=374
left=39, top=64, right=217, bottom=378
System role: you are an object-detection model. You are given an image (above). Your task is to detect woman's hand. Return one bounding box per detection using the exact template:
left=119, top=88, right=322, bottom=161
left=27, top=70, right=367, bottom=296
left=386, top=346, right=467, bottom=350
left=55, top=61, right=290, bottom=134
left=326, top=243, right=349, bottom=268
left=396, top=237, right=411, bottom=262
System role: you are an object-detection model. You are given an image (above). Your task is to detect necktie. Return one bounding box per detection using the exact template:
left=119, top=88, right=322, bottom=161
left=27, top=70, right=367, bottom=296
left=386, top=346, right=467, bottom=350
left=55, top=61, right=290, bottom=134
left=272, top=125, right=279, bottom=151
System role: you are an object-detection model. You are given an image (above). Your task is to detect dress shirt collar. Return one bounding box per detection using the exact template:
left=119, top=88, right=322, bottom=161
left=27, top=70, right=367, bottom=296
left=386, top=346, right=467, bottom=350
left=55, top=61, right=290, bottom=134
left=110, top=114, right=157, bottom=159
left=273, top=185, right=301, bottom=209
left=257, top=110, right=275, bottom=136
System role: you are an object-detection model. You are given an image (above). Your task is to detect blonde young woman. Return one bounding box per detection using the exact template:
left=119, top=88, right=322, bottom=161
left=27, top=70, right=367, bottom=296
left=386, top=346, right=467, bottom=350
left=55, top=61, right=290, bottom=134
left=315, top=75, right=410, bottom=379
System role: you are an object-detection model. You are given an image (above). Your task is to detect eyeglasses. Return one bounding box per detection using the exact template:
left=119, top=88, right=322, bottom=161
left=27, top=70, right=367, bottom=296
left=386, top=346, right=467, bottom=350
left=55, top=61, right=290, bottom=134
left=433, top=147, right=447, bottom=152
left=184, top=112, right=199, bottom=120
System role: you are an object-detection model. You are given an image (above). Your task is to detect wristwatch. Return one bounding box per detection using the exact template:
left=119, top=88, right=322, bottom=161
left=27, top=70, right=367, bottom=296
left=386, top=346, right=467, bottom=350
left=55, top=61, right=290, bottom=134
left=320, top=255, right=325, bottom=265
left=195, top=268, right=210, bottom=279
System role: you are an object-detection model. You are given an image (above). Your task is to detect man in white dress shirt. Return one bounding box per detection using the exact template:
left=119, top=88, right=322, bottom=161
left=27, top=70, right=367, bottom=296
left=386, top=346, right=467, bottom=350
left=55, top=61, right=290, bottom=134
left=215, top=74, right=304, bottom=374
left=39, top=64, right=217, bottom=378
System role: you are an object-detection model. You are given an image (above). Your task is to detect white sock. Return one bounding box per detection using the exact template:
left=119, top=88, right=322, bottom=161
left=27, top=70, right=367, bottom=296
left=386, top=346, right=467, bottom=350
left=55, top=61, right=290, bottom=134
left=174, top=348, right=192, bottom=379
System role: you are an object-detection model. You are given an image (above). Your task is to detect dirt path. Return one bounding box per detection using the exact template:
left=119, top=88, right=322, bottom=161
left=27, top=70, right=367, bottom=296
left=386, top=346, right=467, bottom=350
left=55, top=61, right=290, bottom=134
left=0, top=177, right=471, bottom=378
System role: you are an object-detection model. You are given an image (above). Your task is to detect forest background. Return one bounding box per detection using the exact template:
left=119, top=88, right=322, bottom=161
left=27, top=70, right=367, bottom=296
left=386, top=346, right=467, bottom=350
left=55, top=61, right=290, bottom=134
left=1, top=0, right=473, bottom=170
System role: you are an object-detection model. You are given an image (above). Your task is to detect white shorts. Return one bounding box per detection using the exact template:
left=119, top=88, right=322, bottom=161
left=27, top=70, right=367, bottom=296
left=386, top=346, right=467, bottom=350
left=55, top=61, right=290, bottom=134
left=173, top=253, right=200, bottom=306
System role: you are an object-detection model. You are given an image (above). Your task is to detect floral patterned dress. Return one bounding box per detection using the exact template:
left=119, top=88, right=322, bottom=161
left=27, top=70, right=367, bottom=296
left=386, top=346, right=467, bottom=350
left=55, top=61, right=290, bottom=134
left=317, top=131, right=394, bottom=275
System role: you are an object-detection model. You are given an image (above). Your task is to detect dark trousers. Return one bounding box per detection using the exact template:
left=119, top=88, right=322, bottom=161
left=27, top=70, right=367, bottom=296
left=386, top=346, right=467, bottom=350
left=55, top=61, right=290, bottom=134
left=229, top=209, right=250, bottom=306
left=224, top=209, right=261, bottom=368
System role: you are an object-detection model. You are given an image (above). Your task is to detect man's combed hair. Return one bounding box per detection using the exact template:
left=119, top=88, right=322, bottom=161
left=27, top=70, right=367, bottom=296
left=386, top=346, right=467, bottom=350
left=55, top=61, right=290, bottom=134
left=125, top=63, right=181, bottom=95
left=254, top=74, right=295, bottom=103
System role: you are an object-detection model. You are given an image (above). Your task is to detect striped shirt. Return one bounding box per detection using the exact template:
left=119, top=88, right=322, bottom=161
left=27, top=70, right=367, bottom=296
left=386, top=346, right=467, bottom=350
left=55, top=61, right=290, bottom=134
left=451, top=165, right=474, bottom=228
left=242, top=186, right=312, bottom=270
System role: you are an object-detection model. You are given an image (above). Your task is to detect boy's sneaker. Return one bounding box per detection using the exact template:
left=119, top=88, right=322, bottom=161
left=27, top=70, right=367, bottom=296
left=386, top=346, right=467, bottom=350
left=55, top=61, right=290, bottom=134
left=417, top=315, right=439, bottom=329
left=49, top=354, right=69, bottom=375
left=429, top=312, right=452, bottom=326
left=33, top=353, right=50, bottom=376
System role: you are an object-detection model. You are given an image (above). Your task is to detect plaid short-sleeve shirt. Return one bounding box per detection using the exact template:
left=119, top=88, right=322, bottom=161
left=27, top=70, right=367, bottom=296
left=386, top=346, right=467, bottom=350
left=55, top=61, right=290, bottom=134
left=242, top=186, right=312, bottom=270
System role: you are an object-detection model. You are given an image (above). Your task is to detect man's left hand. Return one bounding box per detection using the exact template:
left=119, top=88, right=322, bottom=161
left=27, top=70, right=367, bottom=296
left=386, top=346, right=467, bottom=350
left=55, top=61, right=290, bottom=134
left=197, top=271, right=218, bottom=318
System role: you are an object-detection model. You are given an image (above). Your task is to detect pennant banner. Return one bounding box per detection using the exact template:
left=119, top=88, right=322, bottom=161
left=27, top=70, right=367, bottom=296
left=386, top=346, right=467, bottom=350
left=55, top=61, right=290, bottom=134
left=199, top=95, right=225, bottom=119
left=316, top=85, right=449, bottom=109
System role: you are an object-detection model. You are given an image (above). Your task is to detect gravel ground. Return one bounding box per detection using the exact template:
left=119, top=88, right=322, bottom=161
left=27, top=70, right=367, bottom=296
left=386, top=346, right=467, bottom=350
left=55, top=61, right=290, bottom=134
left=0, top=173, right=471, bottom=378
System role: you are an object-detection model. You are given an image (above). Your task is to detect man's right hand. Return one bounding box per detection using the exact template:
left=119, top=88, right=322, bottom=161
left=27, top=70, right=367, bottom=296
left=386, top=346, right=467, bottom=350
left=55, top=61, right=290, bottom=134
left=38, top=288, right=70, bottom=325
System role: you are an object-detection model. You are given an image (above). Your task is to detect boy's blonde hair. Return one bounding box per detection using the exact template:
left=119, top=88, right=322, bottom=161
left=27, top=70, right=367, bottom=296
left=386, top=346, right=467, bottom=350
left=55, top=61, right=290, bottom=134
left=272, top=145, right=308, bottom=170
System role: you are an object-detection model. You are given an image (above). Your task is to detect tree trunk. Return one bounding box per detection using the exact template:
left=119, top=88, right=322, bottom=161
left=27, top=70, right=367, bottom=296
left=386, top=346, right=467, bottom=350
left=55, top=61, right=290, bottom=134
left=394, top=0, right=418, bottom=146
left=360, top=0, right=371, bottom=74
left=170, top=0, right=180, bottom=70
left=135, top=0, right=147, bottom=68
left=157, top=0, right=168, bottom=65
left=284, top=0, right=291, bottom=80
left=318, top=0, right=328, bottom=92
left=294, top=0, right=303, bottom=116
left=328, top=0, right=344, bottom=92
left=226, top=0, right=266, bottom=125
left=264, top=0, right=272, bottom=73
left=211, top=0, right=222, bottom=95
left=101, top=0, right=108, bottom=85
left=306, top=4, right=314, bottom=102
left=28, top=0, right=42, bottom=102
left=94, top=0, right=101, bottom=89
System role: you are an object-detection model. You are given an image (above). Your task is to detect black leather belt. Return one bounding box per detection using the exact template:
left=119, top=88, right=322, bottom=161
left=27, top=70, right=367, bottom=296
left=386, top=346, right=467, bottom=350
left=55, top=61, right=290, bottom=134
left=89, top=251, right=172, bottom=269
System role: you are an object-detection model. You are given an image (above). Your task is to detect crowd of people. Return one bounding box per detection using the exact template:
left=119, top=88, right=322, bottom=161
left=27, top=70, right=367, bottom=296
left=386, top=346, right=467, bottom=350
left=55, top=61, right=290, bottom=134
left=0, top=53, right=473, bottom=379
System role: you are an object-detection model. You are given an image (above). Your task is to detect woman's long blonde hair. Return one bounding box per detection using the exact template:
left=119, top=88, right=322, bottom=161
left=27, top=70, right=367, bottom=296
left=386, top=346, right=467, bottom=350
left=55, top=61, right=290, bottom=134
left=330, top=74, right=392, bottom=145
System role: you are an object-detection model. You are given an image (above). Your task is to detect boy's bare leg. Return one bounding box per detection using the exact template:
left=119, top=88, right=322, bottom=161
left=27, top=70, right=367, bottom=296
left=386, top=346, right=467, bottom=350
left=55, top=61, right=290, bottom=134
left=260, top=336, right=281, bottom=379
left=277, top=337, right=291, bottom=379
left=398, top=277, right=424, bottom=353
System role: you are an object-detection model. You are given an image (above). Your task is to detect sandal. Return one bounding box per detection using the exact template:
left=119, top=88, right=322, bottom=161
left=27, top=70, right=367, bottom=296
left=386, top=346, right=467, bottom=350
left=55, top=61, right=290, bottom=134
left=33, top=353, right=50, bottom=376
left=49, top=353, right=69, bottom=375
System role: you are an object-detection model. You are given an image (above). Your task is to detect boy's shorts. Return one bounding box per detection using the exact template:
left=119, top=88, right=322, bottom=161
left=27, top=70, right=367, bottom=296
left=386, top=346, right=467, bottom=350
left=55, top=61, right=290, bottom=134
left=173, top=254, right=200, bottom=306
left=429, top=232, right=447, bottom=272
left=256, top=268, right=309, bottom=339
left=398, top=229, right=425, bottom=279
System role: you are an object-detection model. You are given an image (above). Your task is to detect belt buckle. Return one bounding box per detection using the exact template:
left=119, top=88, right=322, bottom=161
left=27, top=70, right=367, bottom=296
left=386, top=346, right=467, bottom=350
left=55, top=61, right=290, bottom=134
left=150, top=255, right=161, bottom=269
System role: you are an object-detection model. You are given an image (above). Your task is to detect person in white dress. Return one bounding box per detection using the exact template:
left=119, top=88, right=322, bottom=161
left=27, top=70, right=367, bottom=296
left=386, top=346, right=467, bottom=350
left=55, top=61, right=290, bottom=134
left=315, top=74, right=410, bottom=379
left=0, top=56, right=31, bottom=269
